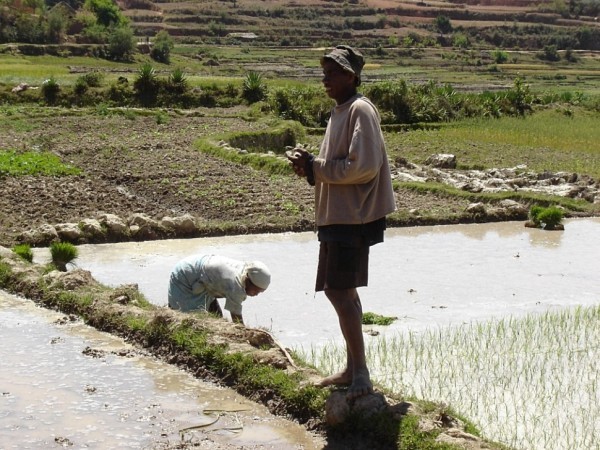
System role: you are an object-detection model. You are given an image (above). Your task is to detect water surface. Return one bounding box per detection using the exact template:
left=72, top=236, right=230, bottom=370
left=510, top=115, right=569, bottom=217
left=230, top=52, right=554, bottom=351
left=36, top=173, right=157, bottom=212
left=33, top=218, right=600, bottom=348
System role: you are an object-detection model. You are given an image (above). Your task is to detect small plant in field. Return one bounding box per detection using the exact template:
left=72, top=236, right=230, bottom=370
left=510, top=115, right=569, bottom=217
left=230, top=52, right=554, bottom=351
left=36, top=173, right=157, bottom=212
left=527, top=205, right=564, bottom=230
left=169, top=68, right=187, bottom=86
left=50, top=242, right=78, bottom=272
left=0, top=150, right=80, bottom=176
left=155, top=111, right=169, bottom=124
left=12, top=244, right=33, bottom=262
left=362, top=312, right=397, bottom=326
left=492, top=49, right=508, bottom=64
left=242, top=71, right=266, bottom=104
left=73, top=77, right=89, bottom=96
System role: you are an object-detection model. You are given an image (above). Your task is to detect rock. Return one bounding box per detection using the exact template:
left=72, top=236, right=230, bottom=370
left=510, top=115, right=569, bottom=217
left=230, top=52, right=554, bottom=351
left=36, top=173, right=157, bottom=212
left=0, top=246, right=13, bottom=259
left=55, top=223, right=82, bottom=242
left=128, top=213, right=162, bottom=239
left=425, top=154, right=456, bottom=169
left=498, top=199, right=527, bottom=215
left=43, top=268, right=95, bottom=290
left=128, top=213, right=156, bottom=228
left=98, top=213, right=128, bottom=235
left=11, top=82, right=29, bottom=93
left=325, top=391, right=350, bottom=426
left=325, top=391, right=389, bottom=426
left=19, top=224, right=58, bottom=246
left=465, top=202, right=486, bottom=214
left=160, top=214, right=197, bottom=234
left=79, top=218, right=104, bottom=238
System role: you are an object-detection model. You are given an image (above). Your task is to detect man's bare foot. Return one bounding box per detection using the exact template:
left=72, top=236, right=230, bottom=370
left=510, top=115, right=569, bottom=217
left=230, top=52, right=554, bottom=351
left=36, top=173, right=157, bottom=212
left=347, top=371, right=373, bottom=400
left=316, top=370, right=352, bottom=387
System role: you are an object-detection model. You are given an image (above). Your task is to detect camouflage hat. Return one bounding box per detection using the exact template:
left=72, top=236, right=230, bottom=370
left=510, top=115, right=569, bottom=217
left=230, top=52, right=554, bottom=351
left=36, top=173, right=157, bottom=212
left=321, top=45, right=365, bottom=86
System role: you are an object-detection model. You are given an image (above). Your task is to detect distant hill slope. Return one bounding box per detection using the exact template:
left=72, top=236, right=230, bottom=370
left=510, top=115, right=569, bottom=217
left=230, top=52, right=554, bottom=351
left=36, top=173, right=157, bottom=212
left=119, top=0, right=600, bottom=49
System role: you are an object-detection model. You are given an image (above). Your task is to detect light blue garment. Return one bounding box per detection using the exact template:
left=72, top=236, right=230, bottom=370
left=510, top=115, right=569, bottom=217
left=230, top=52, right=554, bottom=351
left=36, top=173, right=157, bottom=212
left=168, top=254, right=247, bottom=314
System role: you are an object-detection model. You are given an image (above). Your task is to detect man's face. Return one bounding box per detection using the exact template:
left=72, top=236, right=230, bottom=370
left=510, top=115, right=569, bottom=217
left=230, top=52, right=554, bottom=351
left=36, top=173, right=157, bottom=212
left=321, top=59, right=355, bottom=104
left=245, top=279, right=265, bottom=297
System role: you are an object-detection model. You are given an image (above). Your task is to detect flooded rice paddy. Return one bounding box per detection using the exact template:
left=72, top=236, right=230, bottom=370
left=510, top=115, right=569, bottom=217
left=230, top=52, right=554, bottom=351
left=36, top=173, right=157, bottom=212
left=7, top=217, right=599, bottom=449
left=32, top=218, right=600, bottom=348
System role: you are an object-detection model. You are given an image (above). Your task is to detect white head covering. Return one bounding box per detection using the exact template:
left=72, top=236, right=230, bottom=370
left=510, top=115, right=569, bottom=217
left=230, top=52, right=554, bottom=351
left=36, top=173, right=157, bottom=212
left=245, top=261, right=271, bottom=290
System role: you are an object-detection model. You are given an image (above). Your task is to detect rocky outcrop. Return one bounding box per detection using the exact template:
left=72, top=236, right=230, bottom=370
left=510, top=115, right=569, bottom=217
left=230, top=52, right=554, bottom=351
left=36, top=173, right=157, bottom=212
left=394, top=154, right=600, bottom=203
left=16, top=213, right=200, bottom=247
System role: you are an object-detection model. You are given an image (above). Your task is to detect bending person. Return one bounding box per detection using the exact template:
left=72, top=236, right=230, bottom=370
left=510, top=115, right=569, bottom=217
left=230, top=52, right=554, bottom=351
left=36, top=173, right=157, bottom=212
left=168, top=254, right=271, bottom=325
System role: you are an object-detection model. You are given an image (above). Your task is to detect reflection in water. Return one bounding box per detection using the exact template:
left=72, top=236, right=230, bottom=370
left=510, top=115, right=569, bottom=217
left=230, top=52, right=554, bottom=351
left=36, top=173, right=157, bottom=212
left=31, top=218, right=600, bottom=350
left=0, top=293, right=324, bottom=449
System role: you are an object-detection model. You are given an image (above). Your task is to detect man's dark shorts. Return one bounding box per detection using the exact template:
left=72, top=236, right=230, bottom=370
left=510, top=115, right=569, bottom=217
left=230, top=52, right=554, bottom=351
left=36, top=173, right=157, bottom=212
left=315, top=240, right=369, bottom=291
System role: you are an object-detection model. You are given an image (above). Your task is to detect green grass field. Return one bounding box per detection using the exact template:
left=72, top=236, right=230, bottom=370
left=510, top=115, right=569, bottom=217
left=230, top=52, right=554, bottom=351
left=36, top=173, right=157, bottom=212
left=385, top=108, right=600, bottom=178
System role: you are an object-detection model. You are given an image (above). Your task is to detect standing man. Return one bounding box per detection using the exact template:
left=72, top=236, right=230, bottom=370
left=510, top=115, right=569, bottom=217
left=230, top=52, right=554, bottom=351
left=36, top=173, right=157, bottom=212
left=168, top=254, right=271, bottom=325
left=288, top=45, right=396, bottom=400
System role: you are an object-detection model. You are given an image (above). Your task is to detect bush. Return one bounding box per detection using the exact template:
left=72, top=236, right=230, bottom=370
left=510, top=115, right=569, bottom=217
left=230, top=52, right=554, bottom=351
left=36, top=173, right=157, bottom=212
left=492, top=49, right=508, bottom=64
left=133, top=63, right=159, bottom=106
left=73, top=77, right=89, bottom=96
left=81, top=71, right=104, bottom=87
left=540, top=45, right=560, bottom=62
left=267, top=86, right=332, bottom=127
left=364, top=80, right=411, bottom=123
left=41, top=76, right=60, bottom=104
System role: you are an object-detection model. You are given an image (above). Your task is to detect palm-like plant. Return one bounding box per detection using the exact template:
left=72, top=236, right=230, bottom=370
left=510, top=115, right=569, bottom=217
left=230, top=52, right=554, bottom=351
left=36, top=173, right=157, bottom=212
left=133, top=63, right=159, bottom=105
left=134, top=63, right=157, bottom=92
left=242, top=71, right=266, bottom=104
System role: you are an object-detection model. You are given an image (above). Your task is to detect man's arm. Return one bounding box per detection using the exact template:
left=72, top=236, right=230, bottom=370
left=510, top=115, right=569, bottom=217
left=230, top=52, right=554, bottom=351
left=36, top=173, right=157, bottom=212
left=231, top=312, right=244, bottom=324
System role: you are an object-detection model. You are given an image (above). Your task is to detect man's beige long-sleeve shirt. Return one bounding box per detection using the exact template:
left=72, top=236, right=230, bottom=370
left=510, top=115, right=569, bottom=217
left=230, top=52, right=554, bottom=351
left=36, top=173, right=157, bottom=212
left=312, top=94, right=396, bottom=226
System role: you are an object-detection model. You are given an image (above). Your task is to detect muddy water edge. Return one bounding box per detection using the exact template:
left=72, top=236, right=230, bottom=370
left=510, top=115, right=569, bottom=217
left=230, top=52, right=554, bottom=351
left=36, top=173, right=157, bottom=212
left=0, top=291, right=325, bottom=449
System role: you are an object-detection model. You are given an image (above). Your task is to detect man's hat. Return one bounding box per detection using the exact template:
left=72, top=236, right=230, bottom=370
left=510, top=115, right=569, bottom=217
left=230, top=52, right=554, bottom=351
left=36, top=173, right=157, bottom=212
left=321, top=45, right=365, bottom=86
left=246, top=261, right=271, bottom=290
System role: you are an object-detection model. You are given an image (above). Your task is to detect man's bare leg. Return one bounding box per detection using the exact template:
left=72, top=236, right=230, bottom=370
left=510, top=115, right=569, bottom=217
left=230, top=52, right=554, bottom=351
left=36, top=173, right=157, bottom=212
left=319, top=288, right=373, bottom=399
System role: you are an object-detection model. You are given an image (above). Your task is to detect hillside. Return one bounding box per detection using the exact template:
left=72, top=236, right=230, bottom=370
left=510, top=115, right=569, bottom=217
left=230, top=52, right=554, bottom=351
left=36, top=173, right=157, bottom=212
left=119, top=0, right=600, bottom=49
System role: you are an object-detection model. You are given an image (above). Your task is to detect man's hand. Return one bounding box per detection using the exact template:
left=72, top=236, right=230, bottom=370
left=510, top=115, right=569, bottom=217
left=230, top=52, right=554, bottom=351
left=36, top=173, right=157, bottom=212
left=231, top=312, right=244, bottom=325
left=286, top=147, right=311, bottom=178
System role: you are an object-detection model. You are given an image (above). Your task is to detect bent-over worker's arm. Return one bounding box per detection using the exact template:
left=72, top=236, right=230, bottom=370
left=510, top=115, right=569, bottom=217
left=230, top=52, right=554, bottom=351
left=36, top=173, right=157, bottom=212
left=231, top=312, right=244, bottom=325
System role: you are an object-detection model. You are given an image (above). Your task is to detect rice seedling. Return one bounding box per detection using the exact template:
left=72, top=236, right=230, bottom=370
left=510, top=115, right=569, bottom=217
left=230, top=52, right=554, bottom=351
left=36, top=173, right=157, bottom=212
left=11, top=243, right=33, bottom=262
left=50, top=242, right=78, bottom=272
left=0, top=150, right=80, bottom=176
left=297, top=305, right=600, bottom=450
left=386, top=108, right=600, bottom=178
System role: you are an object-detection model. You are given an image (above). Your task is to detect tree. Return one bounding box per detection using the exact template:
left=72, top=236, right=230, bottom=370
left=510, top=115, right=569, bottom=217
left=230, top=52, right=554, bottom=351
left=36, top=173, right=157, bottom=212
left=85, top=0, right=124, bottom=27
left=46, top=7, right=69, bottom=43
left=150, top=30, right=174, bottom=64
left=108, top=25, right=134, bottom=61
left=435, top=15, right=452, bottom=36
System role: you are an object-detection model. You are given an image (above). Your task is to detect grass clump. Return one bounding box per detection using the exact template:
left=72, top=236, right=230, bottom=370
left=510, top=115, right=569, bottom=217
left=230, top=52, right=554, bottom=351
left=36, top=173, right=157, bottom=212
left=362, top=311, right=397, bottom=326
left=11, top=243, right=33, bottom=262
left=50, top=242, right=78, bottom=271
left=0, top=261, right=12, bottom=285
left=528, top=204, right=564, bottom=229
